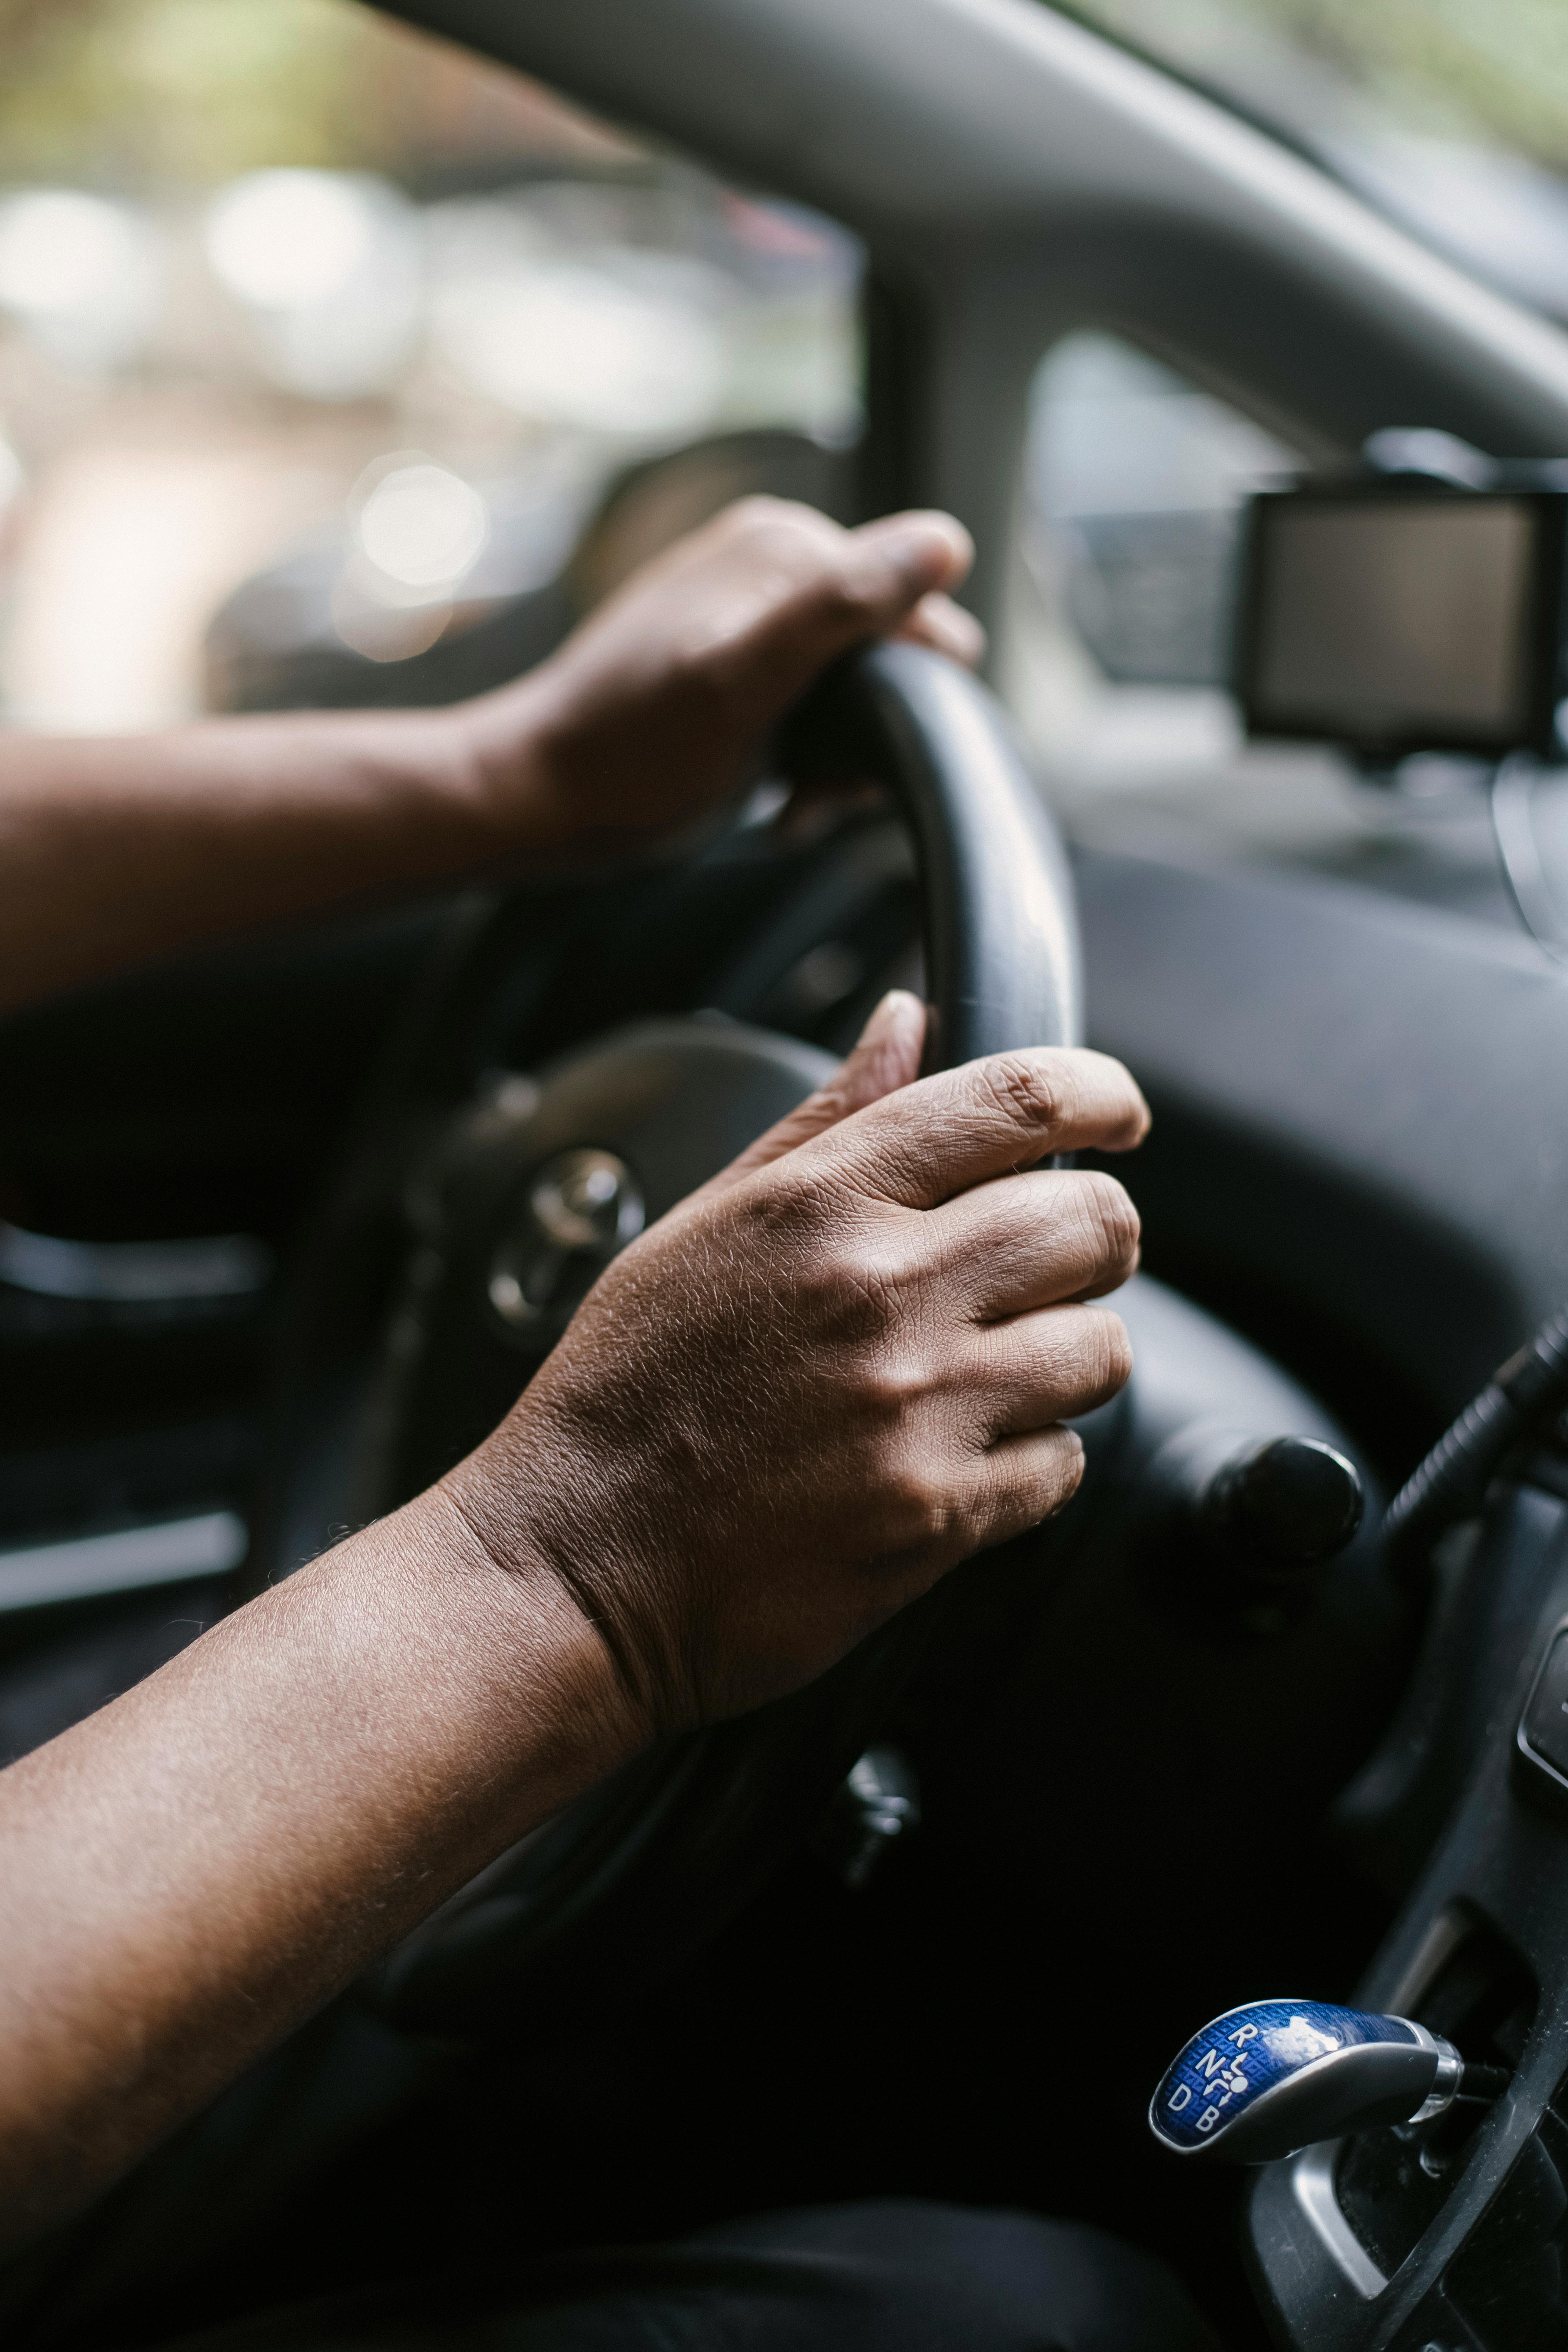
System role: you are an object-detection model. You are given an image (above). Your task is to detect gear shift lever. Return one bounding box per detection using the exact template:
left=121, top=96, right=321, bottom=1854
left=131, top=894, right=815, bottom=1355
left=1149, top=2000, right=1507, bottom=2163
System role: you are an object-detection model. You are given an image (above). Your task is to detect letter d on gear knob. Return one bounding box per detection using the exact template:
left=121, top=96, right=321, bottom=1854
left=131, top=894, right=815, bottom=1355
left=1149, top=2000, right=1463, bottom=2164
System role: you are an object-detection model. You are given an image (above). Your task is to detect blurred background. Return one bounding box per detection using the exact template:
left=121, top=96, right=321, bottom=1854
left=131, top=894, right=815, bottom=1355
left=1068, top=0, right=1568, bottom=327
left=0, top=0, right=862, bottom=734
left=1002, top=0, right=1568, bottom=873
left=2, top=0, right=1568, bottom=780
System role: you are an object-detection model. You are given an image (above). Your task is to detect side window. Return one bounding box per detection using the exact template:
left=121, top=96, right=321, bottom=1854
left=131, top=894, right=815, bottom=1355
left=0, top=0, right=862, bottom=732
left=1000, top=332, right=1297, bottom=778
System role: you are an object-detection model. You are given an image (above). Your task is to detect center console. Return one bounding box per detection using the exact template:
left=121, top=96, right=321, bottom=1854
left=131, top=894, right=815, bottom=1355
left=1247, top=1478, right=1568, bottom=2349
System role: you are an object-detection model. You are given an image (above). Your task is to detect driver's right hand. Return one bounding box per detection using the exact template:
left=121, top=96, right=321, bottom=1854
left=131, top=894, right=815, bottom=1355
left=443, top=992, right=1148, bottom=1743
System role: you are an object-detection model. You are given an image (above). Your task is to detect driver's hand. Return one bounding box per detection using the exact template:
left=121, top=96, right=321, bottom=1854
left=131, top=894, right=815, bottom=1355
left=445, top=993, right=1148, bottom=1740
left=460, top=496, right=984, bottom=851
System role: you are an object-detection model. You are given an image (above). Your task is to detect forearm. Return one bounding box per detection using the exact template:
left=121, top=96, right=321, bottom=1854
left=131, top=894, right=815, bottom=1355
left=0, top=688, right=565, bottom=1018
left=0, top=1482, right=632, bottom=2245
left=0, top=501, right=982, bottom=1021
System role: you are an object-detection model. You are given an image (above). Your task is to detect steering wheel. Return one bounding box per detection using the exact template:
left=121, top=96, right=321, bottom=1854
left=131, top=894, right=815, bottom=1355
left=256, top=640, right=1083, bottom=2036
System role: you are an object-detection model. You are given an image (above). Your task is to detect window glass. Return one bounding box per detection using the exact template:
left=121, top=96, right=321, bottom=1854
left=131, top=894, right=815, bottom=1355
left=1001, top=330, right=1298, bottom=793
left=0, top=0, right=861, bottom=731
left=1005, top=330, right=1523, bottom=893
left=1054, top=0, right=1568, bottom=329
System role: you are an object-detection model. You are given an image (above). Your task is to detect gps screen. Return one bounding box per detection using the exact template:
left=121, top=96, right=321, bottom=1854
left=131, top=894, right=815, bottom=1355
left=1238, top=491, right=1555, bottom=755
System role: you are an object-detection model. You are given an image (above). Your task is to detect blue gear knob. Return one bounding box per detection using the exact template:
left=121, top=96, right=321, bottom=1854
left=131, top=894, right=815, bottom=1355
left=1149, top=2000, right=1465, bottom=2163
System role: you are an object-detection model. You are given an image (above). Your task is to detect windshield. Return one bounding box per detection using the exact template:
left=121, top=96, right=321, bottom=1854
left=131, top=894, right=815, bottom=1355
left=1057, top=0, right=1568, bottom=326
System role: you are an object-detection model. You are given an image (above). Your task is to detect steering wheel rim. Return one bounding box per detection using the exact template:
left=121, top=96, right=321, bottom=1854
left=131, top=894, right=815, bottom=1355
left=274, top=641, right=1085, bottom=2037
left=785, top=641, right=1081, bottom=1069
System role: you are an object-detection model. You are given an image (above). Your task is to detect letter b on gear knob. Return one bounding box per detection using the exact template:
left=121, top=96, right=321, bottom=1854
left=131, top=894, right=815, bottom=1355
left=1149, top=2000, right=1463, bottom=2164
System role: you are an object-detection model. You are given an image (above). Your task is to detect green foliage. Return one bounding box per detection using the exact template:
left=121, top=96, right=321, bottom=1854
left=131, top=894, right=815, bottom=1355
left=1069, top=0, right=1568, bottom=172
left=0, top=0, right=418, bottom=190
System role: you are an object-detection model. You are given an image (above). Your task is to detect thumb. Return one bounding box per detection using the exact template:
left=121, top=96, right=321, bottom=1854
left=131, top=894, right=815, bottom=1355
left=695, top=990, right=926, bottom=1198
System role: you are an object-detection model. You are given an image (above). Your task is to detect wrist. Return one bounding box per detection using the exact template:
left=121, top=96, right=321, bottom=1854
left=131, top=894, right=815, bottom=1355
left=336, top=1476, right=647, bottom=1859
left=410, top=1462, right=652, bottom=1784
left=443, top=668, right=590, bottom=862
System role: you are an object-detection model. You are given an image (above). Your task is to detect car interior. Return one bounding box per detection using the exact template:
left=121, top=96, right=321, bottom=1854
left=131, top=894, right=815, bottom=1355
left=8, top=2, right=1568, bottom=2347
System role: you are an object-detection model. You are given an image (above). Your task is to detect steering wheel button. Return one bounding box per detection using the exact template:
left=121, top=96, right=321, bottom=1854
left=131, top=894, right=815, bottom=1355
left=1520, top=1628, right=1568, bottom=1783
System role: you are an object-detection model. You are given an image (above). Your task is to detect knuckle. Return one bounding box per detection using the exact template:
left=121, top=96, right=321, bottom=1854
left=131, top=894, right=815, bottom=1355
left=734, top=1164, right=819, bottom=1243
left=857, top=1350, right=927, bottom=1419
left=979, top=1428, right=1085, bottom=1543
left=729, top=494, right=835, bottom=567
left=881, top=1458, right=954, bottom=1546
left=1013, top=1430, right=1085, bottom=1524
left=1044, top=1429, right=1087, bottom=1512
left=728, top=492, right=793, bottom=530
left=1093, top=1051, right=1152, bottom=1142
left=797, top=1227, right=909, bottom=1338
left=666, top=627, right=742, bottom=711
left=1076, top=1169, right=1140, bottom=1265
left=812, top=561, right=867, bottom=626
left=843, top=1227, right=925, bottom=1311
left=975, top=1051, right=1070, bottom=1143
left=1080, top=1308, right=1133, bottom=1399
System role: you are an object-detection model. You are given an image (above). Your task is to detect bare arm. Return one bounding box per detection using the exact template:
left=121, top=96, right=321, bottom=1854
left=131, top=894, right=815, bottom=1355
left=0, top=1006, right=1148, bottom=2244
left=0, top=499, right=980, bottom=1017
left=0, top=1484, right=628, bottom=2245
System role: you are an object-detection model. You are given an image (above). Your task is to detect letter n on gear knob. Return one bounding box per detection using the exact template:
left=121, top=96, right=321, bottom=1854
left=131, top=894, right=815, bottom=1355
left=1149, top=2000, right=1463, bottom=2164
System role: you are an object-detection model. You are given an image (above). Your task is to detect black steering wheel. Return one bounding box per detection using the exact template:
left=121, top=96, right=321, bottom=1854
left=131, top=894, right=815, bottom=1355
left=256, top=640, right=1084, bottom=2036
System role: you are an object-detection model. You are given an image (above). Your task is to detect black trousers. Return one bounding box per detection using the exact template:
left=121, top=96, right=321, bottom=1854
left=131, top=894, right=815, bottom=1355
left=158, top=2201, right=1227, bottom=2352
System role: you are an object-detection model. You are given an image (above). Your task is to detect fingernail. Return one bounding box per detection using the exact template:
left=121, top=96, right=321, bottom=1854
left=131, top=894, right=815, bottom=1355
left=857, top=988, right=922, bottom=1046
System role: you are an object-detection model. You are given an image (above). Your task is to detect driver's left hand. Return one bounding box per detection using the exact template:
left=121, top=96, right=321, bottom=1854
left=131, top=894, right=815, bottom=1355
left=459, top=495, right=984, bottom=853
